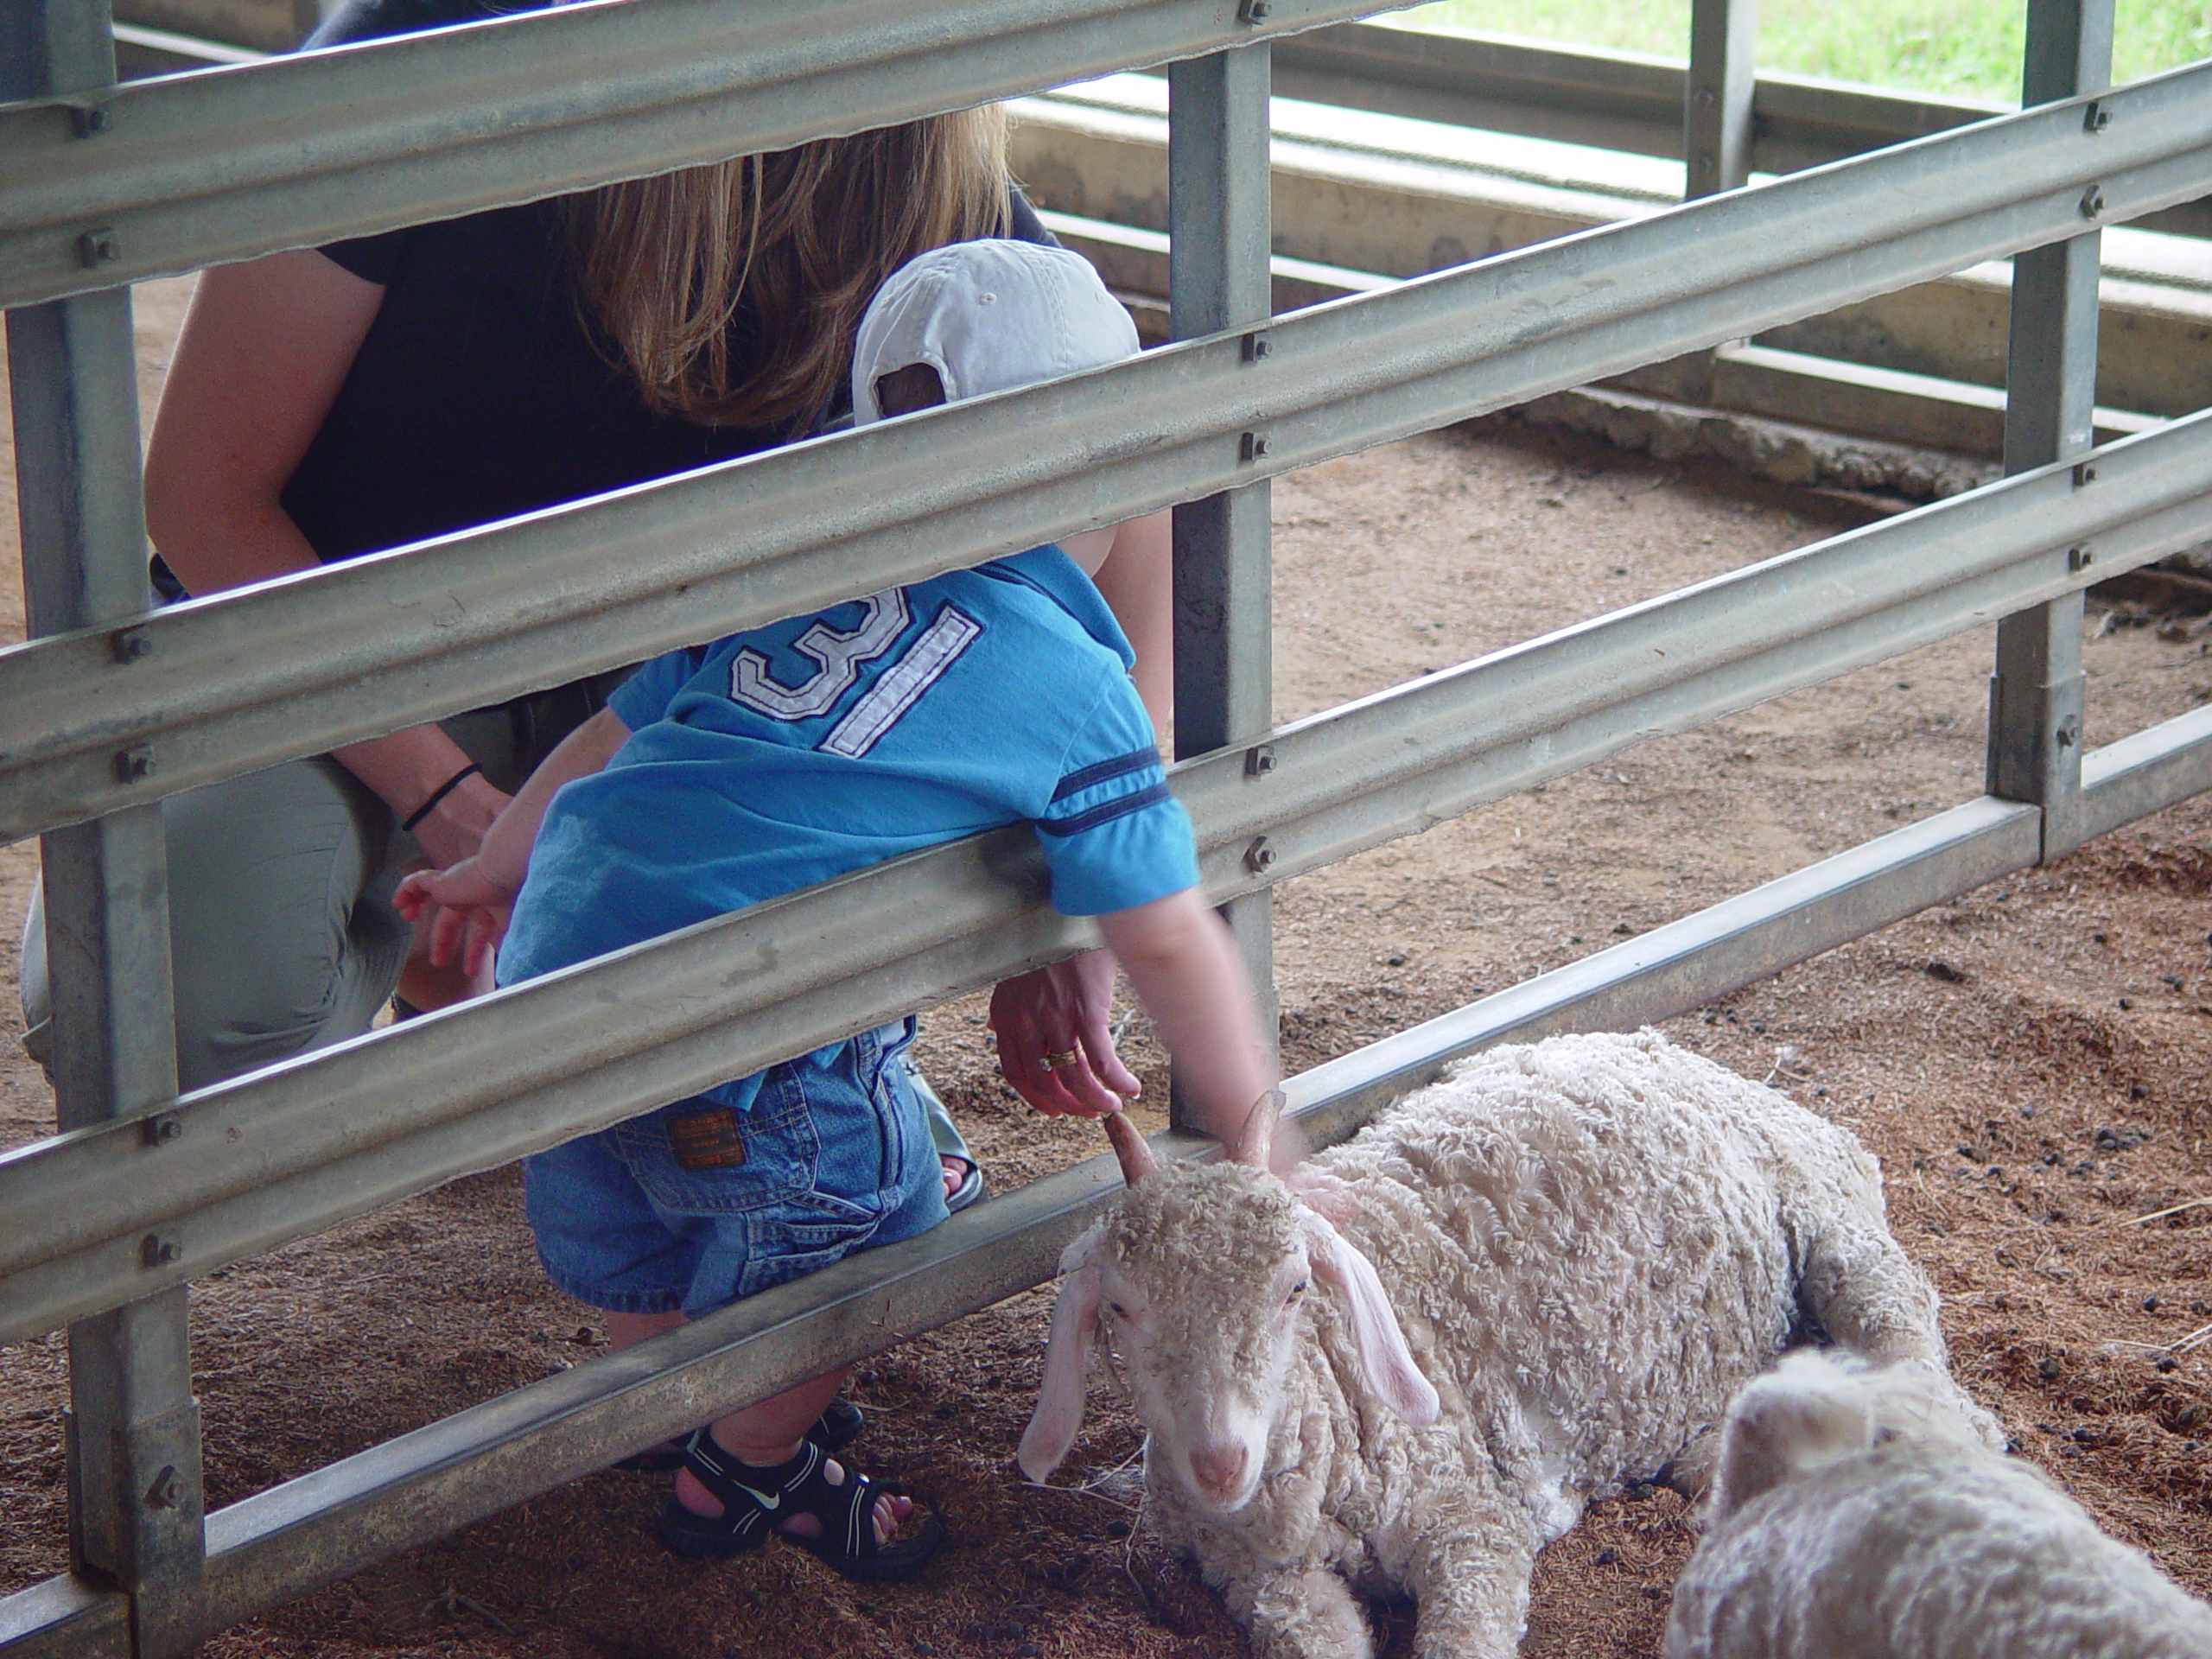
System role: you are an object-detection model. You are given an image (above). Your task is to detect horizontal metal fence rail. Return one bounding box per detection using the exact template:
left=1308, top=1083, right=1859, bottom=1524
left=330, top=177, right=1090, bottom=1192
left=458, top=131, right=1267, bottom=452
left=37, top=702, right=2212, bottom=1643
left=0, top=1576, right=125, bottom=1659
left=2080, top=702, right=2212, bottom=838
left=7, top=65, right=2212, bottom=848
left=1267, top=22, right=2012, bottom=176
left=92, top=16, right=2193, bottom=244
left=9, top=401, right=2212, bottom=1344
left=1268, top=22, right=2204, bottom=239
left=0, top=0, right=1414, bottom=308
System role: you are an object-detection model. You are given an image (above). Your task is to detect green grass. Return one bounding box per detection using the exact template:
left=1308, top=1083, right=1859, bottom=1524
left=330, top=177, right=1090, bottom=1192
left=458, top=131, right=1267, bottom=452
left=1398, top=0, right=2212, bottom=100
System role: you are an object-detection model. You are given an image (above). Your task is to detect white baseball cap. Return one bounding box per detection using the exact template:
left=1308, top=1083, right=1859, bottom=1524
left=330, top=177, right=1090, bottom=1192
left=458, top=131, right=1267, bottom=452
left=852, top=238, right=1141, bottom=426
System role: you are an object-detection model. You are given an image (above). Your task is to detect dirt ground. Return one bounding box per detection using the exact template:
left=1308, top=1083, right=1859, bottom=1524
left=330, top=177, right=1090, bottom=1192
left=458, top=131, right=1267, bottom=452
left=3, top=280, right=2209, bottom=1658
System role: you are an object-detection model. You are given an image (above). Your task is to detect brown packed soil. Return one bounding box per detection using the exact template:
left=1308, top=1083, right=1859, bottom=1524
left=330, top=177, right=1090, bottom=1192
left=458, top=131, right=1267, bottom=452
left=3, top=281, right=2209, bottom=1657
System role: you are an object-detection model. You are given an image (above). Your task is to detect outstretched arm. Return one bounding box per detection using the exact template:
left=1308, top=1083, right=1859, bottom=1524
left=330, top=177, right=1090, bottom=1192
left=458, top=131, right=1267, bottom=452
left=1095, top=887, right=1275, bottom=1146
left=395, top=706, right=632, bottom=974
left=992, top=510, right=1174, bottom=1108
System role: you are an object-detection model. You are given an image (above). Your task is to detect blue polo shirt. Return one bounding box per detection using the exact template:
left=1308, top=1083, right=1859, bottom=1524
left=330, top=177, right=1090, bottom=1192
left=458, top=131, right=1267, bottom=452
left=498, top=544, right=1197, bottom=995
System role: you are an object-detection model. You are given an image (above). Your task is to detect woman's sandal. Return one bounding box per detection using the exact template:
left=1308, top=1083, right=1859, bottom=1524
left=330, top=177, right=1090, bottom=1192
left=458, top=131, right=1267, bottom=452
left=615, top=1396, right=862, bottom=1473
left=655, top=1428, right=945, bottom=1583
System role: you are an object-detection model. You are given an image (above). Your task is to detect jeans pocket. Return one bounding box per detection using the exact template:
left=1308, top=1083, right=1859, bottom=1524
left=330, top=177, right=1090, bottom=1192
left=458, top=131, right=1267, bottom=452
left=801, top=1031, right=918, bottom=1219
left=734, top=1205, right=884, bottom=1300
left=613, top=1084, right=829, bottom=1217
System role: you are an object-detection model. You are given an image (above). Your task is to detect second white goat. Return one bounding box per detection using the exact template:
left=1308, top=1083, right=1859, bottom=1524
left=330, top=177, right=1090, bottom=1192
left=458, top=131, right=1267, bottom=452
left=1667, top=1348, right=2212, bottom=1658
left=1019, top=1028, right=1990, bottom=1659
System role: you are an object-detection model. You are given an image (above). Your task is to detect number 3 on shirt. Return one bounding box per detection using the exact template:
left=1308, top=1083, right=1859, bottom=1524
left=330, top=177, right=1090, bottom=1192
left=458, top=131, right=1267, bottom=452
left=729, top=590, right=982, bottom=760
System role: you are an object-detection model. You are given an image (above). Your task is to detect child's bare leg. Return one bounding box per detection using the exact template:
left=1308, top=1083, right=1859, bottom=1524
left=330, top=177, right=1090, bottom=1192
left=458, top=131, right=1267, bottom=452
left=671, top=1366, right=911, bottom=1542
left=604, top=1308, right=685, bottom=1349
left=692, top=1368, right=847, bottom=1466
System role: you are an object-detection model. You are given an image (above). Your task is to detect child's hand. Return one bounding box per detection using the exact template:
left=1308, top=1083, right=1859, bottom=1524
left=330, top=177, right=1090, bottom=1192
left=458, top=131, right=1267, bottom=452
left=395, top=861, right=516, bottom=980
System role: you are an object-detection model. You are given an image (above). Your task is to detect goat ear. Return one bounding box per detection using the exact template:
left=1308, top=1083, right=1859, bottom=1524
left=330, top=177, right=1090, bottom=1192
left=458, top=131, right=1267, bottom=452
left=1300, top=1211, right=1440, bottom=1425
left=1020, top=1258, right=1103, bottom=1482
left=1710, top=1357, right=1873, bottom=1518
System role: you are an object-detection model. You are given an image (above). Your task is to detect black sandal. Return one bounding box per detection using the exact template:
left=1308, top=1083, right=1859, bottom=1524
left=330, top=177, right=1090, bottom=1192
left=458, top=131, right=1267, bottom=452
left=615, top=1396, right=862, bottom=1473
left=656, top=1429, right=944, bottom=1582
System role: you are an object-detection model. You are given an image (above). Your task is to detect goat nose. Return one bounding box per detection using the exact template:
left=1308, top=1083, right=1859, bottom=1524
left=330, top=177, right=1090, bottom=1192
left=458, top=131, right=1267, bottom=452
left=1190, top=1445, right=1248, bottom=1497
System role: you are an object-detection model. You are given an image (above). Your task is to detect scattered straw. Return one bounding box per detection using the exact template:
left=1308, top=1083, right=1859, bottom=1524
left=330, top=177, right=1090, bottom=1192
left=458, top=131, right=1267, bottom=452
left=2171, top=1320, right=2212, bottom=1356
left=2121, top=1195, right=2212, bottom=1227
left=1069, top=1442, right=1147, bottom=1509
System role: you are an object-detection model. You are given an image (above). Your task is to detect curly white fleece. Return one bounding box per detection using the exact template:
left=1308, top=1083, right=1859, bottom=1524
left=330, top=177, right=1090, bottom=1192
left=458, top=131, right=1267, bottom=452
left=1079, top=1030, right=1976, bottom=1659
left=1666, top=1350, right=2212, bottom=1659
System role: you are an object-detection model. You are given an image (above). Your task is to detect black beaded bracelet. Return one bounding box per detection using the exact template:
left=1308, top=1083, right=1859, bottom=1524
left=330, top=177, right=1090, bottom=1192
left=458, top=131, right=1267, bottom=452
left=401, top=763, right=482, bottom=834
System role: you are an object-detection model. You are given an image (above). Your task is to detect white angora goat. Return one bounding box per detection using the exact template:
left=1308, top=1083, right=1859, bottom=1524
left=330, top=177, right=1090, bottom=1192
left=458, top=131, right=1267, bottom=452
left=1019, top=1029, right=1988, bottom=1659
left=1667, top=1348, right=2212, bottom=1659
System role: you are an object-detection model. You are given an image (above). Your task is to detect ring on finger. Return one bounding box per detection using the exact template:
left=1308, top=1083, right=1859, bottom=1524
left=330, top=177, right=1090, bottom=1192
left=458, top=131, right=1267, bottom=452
left=1042, top=1047, right=1081, bottom=1071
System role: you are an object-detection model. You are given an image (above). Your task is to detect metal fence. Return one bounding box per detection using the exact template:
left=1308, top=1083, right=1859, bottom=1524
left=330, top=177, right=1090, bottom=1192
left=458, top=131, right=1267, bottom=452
left=4, top=0, right=2209, bottom=1651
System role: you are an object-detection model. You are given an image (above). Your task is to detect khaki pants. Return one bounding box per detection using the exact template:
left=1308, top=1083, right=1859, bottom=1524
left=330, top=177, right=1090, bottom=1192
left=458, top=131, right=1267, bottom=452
left=22, top=701, right=530, bottom=1092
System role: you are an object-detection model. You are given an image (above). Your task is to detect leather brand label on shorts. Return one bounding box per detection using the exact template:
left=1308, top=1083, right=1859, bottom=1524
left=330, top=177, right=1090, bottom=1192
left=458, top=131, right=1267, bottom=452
left=668, top=1107, right=747, bottom=1171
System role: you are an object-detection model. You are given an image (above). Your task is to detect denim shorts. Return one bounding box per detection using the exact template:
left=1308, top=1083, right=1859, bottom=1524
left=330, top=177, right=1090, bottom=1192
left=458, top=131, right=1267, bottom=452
left=524, top=1020, right=950, bottom=1317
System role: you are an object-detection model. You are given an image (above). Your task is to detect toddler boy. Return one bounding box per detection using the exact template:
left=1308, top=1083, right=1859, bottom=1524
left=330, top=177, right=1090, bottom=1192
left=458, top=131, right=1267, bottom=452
left=398, top=239, right=1273, bottom=1580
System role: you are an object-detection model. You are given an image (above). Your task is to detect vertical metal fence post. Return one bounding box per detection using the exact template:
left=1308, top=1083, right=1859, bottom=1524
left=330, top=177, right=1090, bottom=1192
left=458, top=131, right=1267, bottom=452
left=1167, top=36, right=1277, bottom=1126
left=4, top=2, right=202, bottom=1652
left=1681, top=0, right=1755, bottom=395
left=1685, top=0, right=1757, bottom=200
left=1986, top=0, right=2113, bottom=861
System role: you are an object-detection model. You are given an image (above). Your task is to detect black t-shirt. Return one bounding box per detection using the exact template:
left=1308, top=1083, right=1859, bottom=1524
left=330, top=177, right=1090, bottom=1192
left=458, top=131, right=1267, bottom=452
left=170, top=0, right=1052, bottom=589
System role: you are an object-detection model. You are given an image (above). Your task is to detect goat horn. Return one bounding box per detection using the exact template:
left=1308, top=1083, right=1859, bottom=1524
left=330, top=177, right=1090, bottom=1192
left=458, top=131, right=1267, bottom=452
left=1103, top=1109, right=1157, bottom=1186
left=1231, top=1087, right=1285, bottom=1169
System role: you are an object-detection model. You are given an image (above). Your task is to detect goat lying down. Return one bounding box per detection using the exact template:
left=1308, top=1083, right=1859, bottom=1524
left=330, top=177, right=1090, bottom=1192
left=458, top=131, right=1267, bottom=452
left=1020, top=1029, right=1993, bottom=1659
left=1668, top=1349, right=2212, bottom=1658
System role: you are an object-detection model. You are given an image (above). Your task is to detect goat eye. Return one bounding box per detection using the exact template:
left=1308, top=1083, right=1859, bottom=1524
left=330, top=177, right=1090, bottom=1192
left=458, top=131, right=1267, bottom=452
left=1287, top=1280, right=1308, bottom=1300
left=1107, top=1301, right=1128, bottom=1319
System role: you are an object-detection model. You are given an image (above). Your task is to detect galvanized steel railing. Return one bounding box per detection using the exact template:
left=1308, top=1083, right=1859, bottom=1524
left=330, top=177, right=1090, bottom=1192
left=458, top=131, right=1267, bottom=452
left=2, top=0, right=1408, bottom=305
left=3, top=0, right=2203, bottom=1653
left=14, top=402, right=2212, bottom=1348
left=11, top=55, right=2212, bottom=836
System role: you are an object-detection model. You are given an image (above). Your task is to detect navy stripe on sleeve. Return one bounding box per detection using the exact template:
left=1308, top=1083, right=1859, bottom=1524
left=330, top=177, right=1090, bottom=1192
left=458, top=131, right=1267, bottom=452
left=1050, top=747, right=1161, bottom=804
left=1037, top=782, right=1173, bottom=837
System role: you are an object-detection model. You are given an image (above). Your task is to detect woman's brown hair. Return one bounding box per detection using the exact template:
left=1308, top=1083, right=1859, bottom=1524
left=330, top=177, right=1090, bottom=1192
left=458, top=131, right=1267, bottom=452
left=568, top=106, right=1010, bottom=429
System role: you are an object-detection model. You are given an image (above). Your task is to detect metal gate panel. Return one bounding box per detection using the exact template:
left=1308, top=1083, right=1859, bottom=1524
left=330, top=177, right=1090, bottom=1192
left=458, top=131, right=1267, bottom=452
left=5, top=0, right=2208, bottom=1648
left=6, top=62, right=2212, bottom=844
left=10, top=394, right=2212, bottom=1341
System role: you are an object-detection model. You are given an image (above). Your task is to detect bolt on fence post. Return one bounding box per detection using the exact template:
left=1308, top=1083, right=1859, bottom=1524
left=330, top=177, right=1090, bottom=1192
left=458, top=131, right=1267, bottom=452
left=5, top=1, right=204, bottom=1652
left=1168, top=39, right=1278, bottom=1128
left=1986, top=0, right=2113, bottom=862
left=1685, top=0, right=1756, bottom=201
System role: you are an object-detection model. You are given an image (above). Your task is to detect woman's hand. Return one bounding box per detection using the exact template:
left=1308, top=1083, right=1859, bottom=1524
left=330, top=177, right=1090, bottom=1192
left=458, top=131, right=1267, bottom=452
left=395, top=860, right=518, bottom=981
left=988, top=950, right=1143, bottom=1117
left=404, top=770, right=511, bottom=869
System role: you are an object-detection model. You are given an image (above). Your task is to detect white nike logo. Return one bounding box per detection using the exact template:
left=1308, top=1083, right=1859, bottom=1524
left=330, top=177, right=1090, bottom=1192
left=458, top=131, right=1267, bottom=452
left=733, top=1482, right=780, bottom=1511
